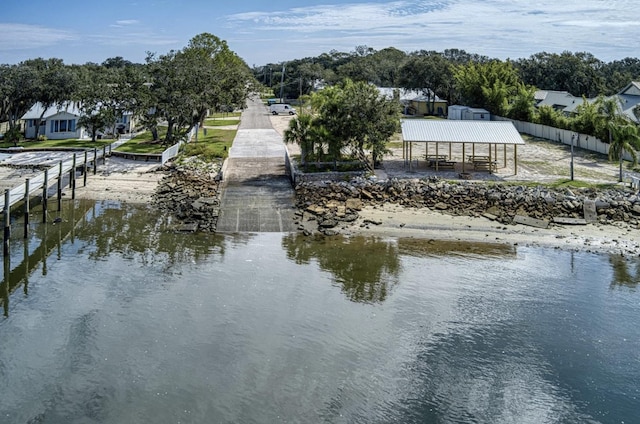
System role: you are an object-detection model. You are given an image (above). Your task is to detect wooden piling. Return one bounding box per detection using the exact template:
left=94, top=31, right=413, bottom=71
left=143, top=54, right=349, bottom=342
left=23, top=179, right=29, bottom=238
left=83, top=151, right=88, bottom=187
left=42, top=169, right=48, bottom=223
left=57, top=161, right=63, bottom=212
left=3, top=189, right=10, bottom=257
left=71, top=153, right=76, bottom=200
left=93, top=148, right=97, bottom=174
left=102, top=145, right=107, bottom=164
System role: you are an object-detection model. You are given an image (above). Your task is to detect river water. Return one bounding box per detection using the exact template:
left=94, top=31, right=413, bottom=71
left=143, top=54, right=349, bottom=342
left=1, top=200, right=639, bottom=424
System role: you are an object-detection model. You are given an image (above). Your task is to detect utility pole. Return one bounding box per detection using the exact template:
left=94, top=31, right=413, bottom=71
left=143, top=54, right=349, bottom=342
left=570, top=134, right=575, bottom=181
left=279, top=64, right=286, bottom=103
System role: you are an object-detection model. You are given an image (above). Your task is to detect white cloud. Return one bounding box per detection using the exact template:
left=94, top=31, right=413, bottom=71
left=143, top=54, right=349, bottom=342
left=116, top=19, right=140, bottom=25
left=226, top=0, right=640, bottom=62
left=0, top=23, right=76, bottom=50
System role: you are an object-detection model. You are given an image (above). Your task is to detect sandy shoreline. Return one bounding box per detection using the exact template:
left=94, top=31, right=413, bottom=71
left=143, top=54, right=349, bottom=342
left=73, top=156, right=165, bottom=203
left=346, top=203, right=640, bottom=256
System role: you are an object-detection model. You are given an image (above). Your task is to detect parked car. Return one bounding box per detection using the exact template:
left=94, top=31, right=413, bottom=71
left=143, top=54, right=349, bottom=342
left=269, top=103, right=296, bottom=115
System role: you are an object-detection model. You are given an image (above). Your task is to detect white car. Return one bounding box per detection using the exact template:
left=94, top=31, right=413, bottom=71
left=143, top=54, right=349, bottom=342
left=269, top=103, right=296, bottom=115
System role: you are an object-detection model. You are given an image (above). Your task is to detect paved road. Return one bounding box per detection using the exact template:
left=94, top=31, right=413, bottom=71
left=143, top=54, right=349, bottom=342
left=215, top=98, right=298, bottom=233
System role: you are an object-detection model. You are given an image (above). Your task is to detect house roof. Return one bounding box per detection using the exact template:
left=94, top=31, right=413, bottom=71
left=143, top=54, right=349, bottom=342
left=21, top=102, right=81, bottom=120
left=401, top=120, right=525, bottom=145
left=618, top=81, right=640, bottom=96
left=535, top=90, right=582, bottom=109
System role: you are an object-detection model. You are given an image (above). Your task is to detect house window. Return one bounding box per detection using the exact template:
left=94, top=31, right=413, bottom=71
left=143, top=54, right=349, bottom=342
left=50, top=119, right=77, bottom=133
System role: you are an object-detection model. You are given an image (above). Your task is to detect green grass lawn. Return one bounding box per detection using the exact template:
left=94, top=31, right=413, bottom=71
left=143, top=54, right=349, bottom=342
left=0, top=138, right=111, bottom=149
left=208, top=112, right=241, bottom=119
left=115, top=127, right=236, bottom=158
left=180, top=128, right=236, bottom=161
left=115, top=129, right=168, bottom=154
left=203, top=119, right=239, bottom=127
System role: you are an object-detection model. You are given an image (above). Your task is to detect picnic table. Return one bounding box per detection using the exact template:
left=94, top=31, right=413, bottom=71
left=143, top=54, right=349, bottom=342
left=467, top=155, right=496, bottom=171
left=425, top=154, right=448, bottom=167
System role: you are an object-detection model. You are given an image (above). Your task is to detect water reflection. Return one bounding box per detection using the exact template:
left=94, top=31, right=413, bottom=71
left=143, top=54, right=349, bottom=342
left=609, top=255, right=640, bottom=288
left=282, top=234, right=401, bottom=303
left=398, top=238, right=516, bottom=258
left=75, top=201, right=229, bottom=267
left=0, top=200, right=232, bottom=317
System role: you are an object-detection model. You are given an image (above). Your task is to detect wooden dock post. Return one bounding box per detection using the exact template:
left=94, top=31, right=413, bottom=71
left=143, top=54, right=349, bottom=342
left=71, top=153, right=76, bottom=200
left=102, top=145, right=107, bottom=164
left=83, top=151, right=88, bottom=187
left=23, top=179, right=29, bottom=238
left=93, top=148, right=97, bottom=174
left=57, top=161, right=63, bottom=212
left=3, top=189, right=10, bottom=257
left=42, top=169, right=48, bottom=223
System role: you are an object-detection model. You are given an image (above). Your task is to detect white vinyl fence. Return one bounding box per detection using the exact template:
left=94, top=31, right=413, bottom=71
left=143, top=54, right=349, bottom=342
left=493, top=116, right=638, bottom=161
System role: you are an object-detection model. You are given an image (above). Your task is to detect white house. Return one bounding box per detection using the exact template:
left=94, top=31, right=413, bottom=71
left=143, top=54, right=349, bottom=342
left=615, top=81, right=640, bottom=124
left=21, top=102, right=136, bottom=140
left=21, top=102, right=85, bottom=140
left=448, top=105, right=490, bottom=121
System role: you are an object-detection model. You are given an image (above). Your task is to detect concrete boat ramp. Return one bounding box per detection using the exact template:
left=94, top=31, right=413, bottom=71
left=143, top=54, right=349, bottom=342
left=215, top=100, right=298, bottom=233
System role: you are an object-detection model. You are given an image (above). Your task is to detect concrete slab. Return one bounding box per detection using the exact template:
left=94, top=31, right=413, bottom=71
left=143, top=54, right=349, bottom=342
left=217, top=96, right=297, bottom=233
left=228, top=129, right=286, bottom=159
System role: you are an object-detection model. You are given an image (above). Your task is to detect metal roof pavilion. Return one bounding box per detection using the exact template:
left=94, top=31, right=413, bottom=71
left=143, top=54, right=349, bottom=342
left=400, top=119, right=526, bottom=174
left=401, top=120, right=525, bottom=145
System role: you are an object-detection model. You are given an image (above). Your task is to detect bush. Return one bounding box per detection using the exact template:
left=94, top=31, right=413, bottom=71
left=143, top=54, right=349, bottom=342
left=37, top=134, right=47, bottom=142
left=5, top=127, right=22, bottom=146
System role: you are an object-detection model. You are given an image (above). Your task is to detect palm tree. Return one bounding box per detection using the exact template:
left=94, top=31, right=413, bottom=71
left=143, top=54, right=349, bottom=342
left=283, top=114, right=315, bottom=170
left=608, top=119, right=639, bottom=182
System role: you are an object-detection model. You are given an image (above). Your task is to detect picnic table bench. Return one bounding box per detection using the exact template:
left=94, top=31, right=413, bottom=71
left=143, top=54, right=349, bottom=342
left=433, top=160, right=456, bottom=169
left=467, top=155, right=496, bottom=171
left=425, top=154, right=448, bottom=167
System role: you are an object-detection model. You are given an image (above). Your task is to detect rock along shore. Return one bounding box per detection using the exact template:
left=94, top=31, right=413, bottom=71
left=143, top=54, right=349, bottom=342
left=152, top=158, right=223, bottom=232
left=293, top=176, right=640, bottom=237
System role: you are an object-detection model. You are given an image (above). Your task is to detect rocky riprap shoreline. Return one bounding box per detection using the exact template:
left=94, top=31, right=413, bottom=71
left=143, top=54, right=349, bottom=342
left=153, top=158, right=223, bottom=232
left=295, top=177, right=640, bottom=235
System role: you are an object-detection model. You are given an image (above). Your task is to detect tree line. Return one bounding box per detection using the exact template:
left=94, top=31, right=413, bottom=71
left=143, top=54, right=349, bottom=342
left=0, top=33, right=253, bottom=145
left=256, top=46, right=640, bottom=101
left=263, top=46, right=640, bottom=168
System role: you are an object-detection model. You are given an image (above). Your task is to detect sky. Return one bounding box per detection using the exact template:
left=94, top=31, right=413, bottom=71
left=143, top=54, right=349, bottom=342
left=1, top=0, right=639, bottom=67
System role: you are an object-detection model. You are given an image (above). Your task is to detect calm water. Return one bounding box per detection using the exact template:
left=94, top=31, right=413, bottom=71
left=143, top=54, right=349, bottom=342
left=1, top=200, right=639, bottom=424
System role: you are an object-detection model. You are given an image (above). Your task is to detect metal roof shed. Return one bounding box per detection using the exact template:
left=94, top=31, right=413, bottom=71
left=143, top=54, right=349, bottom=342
left=401, top=120, right=526, bottom=174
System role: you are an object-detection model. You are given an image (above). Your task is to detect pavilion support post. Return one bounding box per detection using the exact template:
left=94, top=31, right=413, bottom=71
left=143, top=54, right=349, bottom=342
left=503, top=145, right=507, bottom=168
left=449, top=142, right=452, bottom=160
left=435, top=143, right=439, bottom=171
left=409, top=142, right=413, bottom=172
left=488, top=144, right=492, bottom=174
left=472, top=144, right=475, bottom=158
left=514, top=144, right=518, bottom=175
left=462, top=143, right=466, bottom=172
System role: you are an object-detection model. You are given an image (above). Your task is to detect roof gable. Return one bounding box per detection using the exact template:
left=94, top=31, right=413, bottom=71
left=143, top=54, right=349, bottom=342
left=619, top=81, right=640, bottom=96
left=21, top=102, right=81, bottom=120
